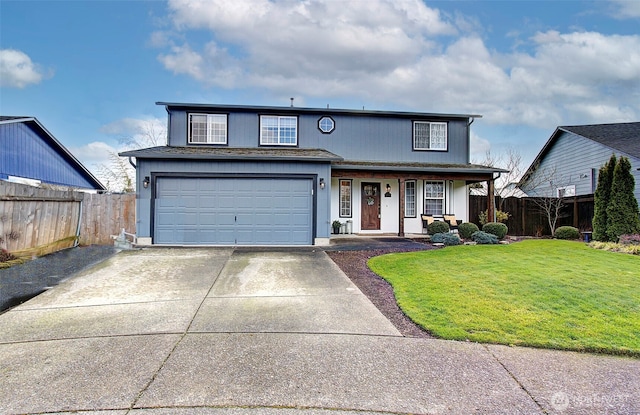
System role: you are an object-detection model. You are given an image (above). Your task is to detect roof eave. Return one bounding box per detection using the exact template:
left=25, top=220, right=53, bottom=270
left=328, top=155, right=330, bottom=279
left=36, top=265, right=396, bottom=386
left=155, top=102, right=482, bottom=120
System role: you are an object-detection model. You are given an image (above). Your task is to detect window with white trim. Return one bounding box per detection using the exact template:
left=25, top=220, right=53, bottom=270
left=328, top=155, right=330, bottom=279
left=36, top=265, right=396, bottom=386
left=424, top=181, right=445, bottom=216
left=339, top=179, right=352, bottom=217
left=189, top=113, right=227, bottom=144
left=404, top=180, right=416, bottom=217
left=413, top=121, right=447, bottom=150
left=260, top=115, right=298, bottom=145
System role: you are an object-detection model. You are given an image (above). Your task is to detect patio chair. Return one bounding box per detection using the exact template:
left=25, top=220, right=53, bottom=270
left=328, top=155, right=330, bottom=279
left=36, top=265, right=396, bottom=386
left=443, top=214, right=462, bottom=233
left=421, top=215, right=435, bottom=233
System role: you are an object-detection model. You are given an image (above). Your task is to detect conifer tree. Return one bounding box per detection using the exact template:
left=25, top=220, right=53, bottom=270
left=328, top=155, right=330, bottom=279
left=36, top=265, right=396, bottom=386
left=592, top=154, right=616, bottom=241
left=605, top=156, right=640, bottom=241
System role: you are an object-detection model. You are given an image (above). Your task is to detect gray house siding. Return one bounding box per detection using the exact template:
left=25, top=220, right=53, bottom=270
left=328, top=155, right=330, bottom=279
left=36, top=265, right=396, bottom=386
left=522, top=130, right=640, bottom=204
left=135, top=158, right=331, bottom=243
left=166, top=110, right=469, bottom=164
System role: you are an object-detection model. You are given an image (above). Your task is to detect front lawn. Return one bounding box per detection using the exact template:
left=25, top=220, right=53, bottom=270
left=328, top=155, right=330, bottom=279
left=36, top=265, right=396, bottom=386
left=368, top=239, right=640, bottom=356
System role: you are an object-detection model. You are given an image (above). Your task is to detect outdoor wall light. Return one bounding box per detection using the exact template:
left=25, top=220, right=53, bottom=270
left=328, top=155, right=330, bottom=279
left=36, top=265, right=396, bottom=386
left=319, top=178, right=326, bottom=189
left=385, top=183, right=392, bottom=197
left=143, top=176, right=150, bottom=189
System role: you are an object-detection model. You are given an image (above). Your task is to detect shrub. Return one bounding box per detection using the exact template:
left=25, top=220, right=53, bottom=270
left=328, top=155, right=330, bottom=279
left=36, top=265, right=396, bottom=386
left=458, top=222, right=479, bottom=239
left=619, top=234, right=640, bottom=245
left=554, top=226, right=580, bottom=240
left=431, top=232, right=461, bottom=246
left=471, top=231, right=499, bottom=244
left=482, top=222, right=508, bottom=240
left=479, top=209, right=510, bottom=225
left=428, top=220, right=450, bottom=235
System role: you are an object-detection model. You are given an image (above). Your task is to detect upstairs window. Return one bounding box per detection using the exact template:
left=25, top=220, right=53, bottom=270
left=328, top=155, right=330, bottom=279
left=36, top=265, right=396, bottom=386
left=189, top=114, right=227, bottom=144
left=260, top=115, right=298, bottom=145
left=424, top=181, right=445, bottom=216
left=413, top=121, right=447, bottom=151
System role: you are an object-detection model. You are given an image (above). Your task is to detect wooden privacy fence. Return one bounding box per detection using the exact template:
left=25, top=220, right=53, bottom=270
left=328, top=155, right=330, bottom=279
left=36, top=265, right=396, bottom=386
left=0, top=181, right=135, bottom=256
left=469, top=195, right=595, bottom=236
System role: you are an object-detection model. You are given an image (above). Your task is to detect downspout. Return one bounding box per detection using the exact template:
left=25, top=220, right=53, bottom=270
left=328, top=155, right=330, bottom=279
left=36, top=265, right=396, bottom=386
left=128, top=157, right=136, bottom=169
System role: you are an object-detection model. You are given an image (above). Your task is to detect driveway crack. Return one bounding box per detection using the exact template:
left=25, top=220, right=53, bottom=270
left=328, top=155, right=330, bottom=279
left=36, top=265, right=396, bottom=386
left=126, top=248, right=234, bottom=413
left=483, top=344, right=549, bottom=414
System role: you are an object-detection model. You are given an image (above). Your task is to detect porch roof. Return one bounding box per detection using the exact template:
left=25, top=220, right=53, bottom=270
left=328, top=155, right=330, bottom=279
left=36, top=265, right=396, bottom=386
left=332, top=160, right=507, bottom=175
left=120, top=146, right=343, bottom=162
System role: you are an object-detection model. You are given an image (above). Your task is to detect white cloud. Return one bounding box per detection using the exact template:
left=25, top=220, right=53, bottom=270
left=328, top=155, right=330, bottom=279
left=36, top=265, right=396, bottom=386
left=156, top=0, right=640, bottom=129
left=608, top=0, right=640, bottom=18
left=100, top=117, right=167, bottom=148
left=0, top=49, right=48, bottom=88
left=470, top=131, right=491, bottom=159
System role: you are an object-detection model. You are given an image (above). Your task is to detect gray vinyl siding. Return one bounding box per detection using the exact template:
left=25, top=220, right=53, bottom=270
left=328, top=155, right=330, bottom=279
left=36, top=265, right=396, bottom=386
left=522, top=131, right=640, bottom=204
left=135, top=159, right=331, bottom=241
left=167, top=110, right=469, bottom=164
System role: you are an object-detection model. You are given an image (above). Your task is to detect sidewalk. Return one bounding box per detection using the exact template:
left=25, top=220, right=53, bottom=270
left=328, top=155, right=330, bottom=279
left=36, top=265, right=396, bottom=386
left=0, top=247, right=638, bottom=415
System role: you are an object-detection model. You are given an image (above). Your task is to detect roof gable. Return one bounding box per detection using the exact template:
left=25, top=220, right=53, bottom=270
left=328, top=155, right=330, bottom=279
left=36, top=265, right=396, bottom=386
left=0, top=116, right=105, bottom=190
left=561, top=122, right=640, bottom=159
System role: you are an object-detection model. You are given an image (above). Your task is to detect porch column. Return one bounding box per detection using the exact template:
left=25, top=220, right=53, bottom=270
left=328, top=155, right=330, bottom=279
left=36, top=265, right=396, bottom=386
left=398, top=178, right=405, bottom=237
left=487, top=178, right=496, bottom=223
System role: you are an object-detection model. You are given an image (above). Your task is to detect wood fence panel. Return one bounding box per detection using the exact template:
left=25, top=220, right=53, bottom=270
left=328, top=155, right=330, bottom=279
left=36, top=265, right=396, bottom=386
left=78, top=192, right=136, bottom=246
left=469, top=195, right=594, bottom=236
left=1, top=181, right=136, bottom=255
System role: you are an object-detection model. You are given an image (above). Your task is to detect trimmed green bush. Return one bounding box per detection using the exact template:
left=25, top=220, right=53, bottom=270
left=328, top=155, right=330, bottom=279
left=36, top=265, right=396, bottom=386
left=458, top=222, right=479, bottom=239
left=482, top=222, right=508, bottom=240
left=471, top=231, right=499, bottom=244
left=555, top=226, right=580, bottom=240
left=606, top=156, right=640, bottom=241
left=431, top=232, right=461, bottom=246
left=427, top=220, right=450, bottom=235
left=593, top=155, right=617, bottom=241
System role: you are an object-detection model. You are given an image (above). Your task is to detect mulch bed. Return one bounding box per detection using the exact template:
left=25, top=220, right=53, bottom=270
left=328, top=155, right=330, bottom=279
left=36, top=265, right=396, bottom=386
left=326, top=246, right=437, bottom=338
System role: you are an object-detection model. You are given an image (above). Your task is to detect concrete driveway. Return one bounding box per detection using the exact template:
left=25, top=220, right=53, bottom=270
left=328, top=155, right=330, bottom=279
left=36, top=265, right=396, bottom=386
left=0, top=247, right=638, bottom=415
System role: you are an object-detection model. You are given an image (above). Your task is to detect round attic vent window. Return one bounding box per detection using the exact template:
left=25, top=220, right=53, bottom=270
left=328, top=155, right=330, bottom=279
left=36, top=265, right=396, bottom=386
left=318, top=116, right=335, bottom=134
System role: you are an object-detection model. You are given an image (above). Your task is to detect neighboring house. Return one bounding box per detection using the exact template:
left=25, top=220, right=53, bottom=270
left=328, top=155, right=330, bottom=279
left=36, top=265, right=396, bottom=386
left=0, top=116, right=105, bottom=191
left=519, top=122, right=640, bottom=205
left=121, top=102, right=503, bottom=246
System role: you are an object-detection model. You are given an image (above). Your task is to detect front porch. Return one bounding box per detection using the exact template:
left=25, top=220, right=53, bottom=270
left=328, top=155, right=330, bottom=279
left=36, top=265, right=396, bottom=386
left=330, top=162, right=503, bottom=237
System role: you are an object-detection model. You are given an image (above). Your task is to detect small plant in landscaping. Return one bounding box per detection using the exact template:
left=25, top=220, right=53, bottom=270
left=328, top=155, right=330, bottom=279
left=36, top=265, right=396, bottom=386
left=554, top=226, right=580, bottom=240
left=619, top=234, right=640, bottom=245
left=482, top=222, right=508, bottom=239
left=430, top=232, right=461, bottom=246
left=458, top=222, right=479, bottom=239
left=427, top=220, right=450, bottom=235
left=478, top=209, right=510, bottom=226
left=471, top=230, right=499, bottom=244
left=590, top=241, right=640, bottom=255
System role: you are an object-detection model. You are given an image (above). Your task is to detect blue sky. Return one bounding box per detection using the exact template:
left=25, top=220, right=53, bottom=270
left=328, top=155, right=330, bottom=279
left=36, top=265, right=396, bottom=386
left=1, top=0, right=639, bottom=189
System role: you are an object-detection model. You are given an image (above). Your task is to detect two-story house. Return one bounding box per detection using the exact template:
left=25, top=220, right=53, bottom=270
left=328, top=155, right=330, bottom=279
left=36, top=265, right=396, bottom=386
left=121, top=102, right=502, bottom=246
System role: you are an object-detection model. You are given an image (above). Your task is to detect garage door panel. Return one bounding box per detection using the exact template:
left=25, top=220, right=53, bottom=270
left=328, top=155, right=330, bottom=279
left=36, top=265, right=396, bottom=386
left=155, top=177, right=313, bottom=245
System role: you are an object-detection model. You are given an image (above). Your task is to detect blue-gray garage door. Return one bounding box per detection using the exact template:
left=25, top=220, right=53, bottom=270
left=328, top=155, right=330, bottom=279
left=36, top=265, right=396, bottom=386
left=154, top=177, right=313, bottom=245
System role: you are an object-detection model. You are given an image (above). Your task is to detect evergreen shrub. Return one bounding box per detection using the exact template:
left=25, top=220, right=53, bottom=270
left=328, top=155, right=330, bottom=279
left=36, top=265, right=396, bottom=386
left=471, top=231, right=499, bottom=244
left=482, top=222, right=508, bottom=239
left=554, top=226, right=580, bottom=240
left=431, top=232, right=461, bottom=246
left=427, top=220, right=450, bottom=235
left=458, top=222, right=479, bottom=239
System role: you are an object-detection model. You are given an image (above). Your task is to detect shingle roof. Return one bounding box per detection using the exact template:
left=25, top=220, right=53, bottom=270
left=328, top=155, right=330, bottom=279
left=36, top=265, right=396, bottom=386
left=560, top=122, right=640, bottom=158
left=333, top=160, right=506, bottom=175
left=120, top=146, right=343, bottom=162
